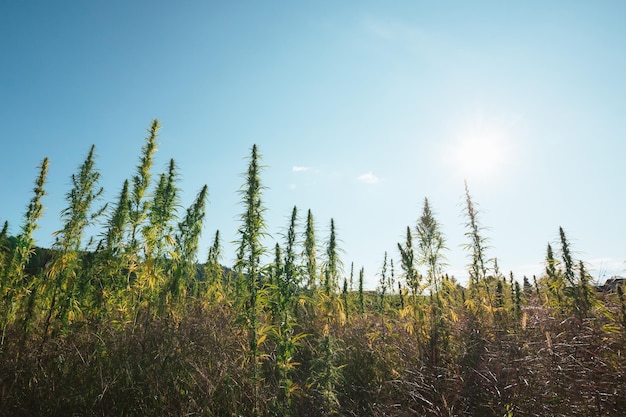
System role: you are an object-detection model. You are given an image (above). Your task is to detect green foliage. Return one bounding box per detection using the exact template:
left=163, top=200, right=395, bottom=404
left=303, top=209, right=318, bottom=291
left=0, top=221, right=8, bottom=279
left=416, top=197, right=447, bottom=292
left=358, top=267, right=365, bottom=317
left=282, top=206, right=299, bottom=300
left=559, top=226, right=575, bottom=287
left=93, top=179, right=131, bottom=319
left=545, top=242, right=563, bottom=307
left=128, top=119, right=159, bottom=256
left=202, top=229, right=224, bottom=301
left=235, top=144, right=268, bottom=416
left=44, top=145, right=105, bottom=335
left=1, top=124, right=624, bottom=416
left=398, top=226, right=420, bottom=298
left=462, top=181, right=493, bottom=312
left=165, top=184, right=208, bottom=312
left=545, top=227, right=598, bottom=320
left=322, top=219, right=342, bottom=297
left=1, top=157, right=48, bottom=342
left=143, top=158, right=179, bottom=288
left=126, top=120, right=161, bottom=327
left=463, top=181, right=488, bottom=281
left=342, top=276, right=349, bottom=322
left=102, top=179, right=131, bottom=255
left=0, top=221, right=7, bottom=242
left=310, top=330, right=343, bottom=416
left=378, top=251, right=388, bottom=315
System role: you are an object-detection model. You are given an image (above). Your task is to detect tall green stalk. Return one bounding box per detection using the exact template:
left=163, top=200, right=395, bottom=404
left=0, top=221, right=7, bottom=245
left=203, top=229, right=224, bottom=300
left=272, top=206, right=301, bottom=417
left=44, top=145, right=104, bottom=334
left=398, top=226, right=420, bottom=300
left=304, top=209, right=318, bottom=291
left=557, top=227, right=595, bottom=319
left=575, top=260, right=594, bottom=320
left=545, top=243, right=563, bottom=307
left=323, top=219, right=342, bottom=297
left=0, top=221, right=8, bottom=279
left=270, top=243, right=283, bottom=320
left=2, top=158, right=48, bottom=343
left=103, top=180, right=131, bottom=253
left=378, top=251, right=388, bottom=315
left=416, top=197, right=446, bottom=293
left=235, top=144, right=267, bottom=416
left=283, top=206, right=299, bottom=297
left=342, top=276, right=349, bottom=322
left=94, top=179, right=131, bottom=318
left=166, top=185, right=207, bottom=310
left=389, top=258, right=395, bottom=295
left=144, top=159, right=181, bottom=310
left=462, top=181, right=492, bottom=309
left=559, top=226, right=575, bottom=287
left=358, top=267, right=365, bottom=317
left=128, top=120, right=159, bottom=256
left=128, top=120, right=160, bottom=326
left=144, top=159, right=179, bottom=269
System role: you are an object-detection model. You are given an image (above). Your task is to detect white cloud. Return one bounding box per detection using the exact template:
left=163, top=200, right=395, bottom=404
left=292, top=166, right=310, bottom=172
left=357, top=171, right=380, bottom=184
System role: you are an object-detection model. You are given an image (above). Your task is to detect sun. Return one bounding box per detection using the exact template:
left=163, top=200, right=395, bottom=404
left=445, top=122, right=516, bottom=181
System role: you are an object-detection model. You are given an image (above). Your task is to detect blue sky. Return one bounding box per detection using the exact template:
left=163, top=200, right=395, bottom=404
left=2, top=1, right=626, bottom=288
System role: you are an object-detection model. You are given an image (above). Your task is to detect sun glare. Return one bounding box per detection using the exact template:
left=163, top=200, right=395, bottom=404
left=445, top=123, right=515, bottom=181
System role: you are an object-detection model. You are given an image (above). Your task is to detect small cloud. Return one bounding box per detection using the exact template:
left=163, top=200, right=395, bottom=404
left=357, top=171, right=380, bottom=184
left=289, top=183, right=297, bottom=190
left=292, top=166, right=310, bottom=172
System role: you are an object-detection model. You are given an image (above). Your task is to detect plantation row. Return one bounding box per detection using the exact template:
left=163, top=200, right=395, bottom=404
left=1, top=120, right=625, bottom=416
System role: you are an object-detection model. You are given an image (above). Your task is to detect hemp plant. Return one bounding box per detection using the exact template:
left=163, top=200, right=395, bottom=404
left=398, top=226, right=420, bottom=300
left=143, top=158, right=180, bottom=302
left=202, top=229, right=224, bottom=301
left=44, top=145, right=105, bottom=334
left=272, top=206, right=305, bottom=417
left=164, top=184, right=208, bottom=313
left=93, top=179, right=131, bottom=319
left=1, top=157, right=48, bottom=343
left=127, top=120, right=160, bottom=325
left=235, top=144, right=268, bottom=416
left=322, top=218, right=342, bottom=297
left=416, top=197, right=446, bottom=293
left=303, top=209, right=318, bottom=291
left=462, top=181, right=492, bottom=310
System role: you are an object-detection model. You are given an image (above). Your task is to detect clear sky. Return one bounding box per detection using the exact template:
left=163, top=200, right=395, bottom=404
left=2, top=1, right=626, bottom=289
